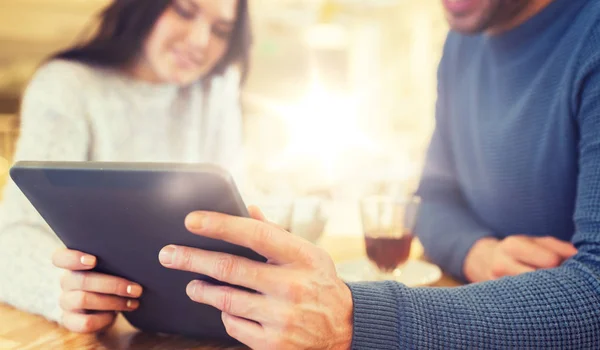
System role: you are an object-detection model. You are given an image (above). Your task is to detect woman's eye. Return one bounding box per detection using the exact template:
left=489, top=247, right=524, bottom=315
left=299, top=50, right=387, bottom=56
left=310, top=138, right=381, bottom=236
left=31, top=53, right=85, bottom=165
left=172, top=2, right=195, bottom=20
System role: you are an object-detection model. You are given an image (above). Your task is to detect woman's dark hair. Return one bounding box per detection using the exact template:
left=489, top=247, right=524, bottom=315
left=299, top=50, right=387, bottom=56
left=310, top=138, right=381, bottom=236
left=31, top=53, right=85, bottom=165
left=53, top=0, right=251, bottom=82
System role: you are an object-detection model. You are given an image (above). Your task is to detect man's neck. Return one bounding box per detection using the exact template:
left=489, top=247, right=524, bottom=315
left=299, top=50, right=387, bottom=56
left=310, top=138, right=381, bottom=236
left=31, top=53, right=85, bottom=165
left=486, top=0, right=554, bottom=35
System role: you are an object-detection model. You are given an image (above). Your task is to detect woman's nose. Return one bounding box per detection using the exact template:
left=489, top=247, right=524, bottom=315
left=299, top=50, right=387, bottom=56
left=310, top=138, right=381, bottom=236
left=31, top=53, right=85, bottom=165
left=186, top=19, right=211, bottom=50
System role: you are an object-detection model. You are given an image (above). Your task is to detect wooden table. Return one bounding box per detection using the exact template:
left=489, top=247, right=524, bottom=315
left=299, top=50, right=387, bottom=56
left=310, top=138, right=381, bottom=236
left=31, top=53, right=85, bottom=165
left=0, top=236, right=461, bottom=349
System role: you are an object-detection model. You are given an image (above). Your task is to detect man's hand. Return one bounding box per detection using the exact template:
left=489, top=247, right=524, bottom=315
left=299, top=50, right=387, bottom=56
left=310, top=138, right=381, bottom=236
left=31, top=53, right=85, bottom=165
left=464, top=235, right=577, bottom=282
left=158, top=206, right=354, bottom=350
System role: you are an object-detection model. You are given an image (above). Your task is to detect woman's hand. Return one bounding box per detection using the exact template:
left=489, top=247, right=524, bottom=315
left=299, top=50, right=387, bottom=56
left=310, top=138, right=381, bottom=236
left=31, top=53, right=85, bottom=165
left=52, top=249, right=143, bottom=333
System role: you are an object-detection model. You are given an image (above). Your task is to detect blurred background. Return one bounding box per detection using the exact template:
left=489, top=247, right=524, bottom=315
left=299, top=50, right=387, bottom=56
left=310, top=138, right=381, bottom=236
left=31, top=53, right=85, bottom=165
left=0, top=0, right=448, bottom=236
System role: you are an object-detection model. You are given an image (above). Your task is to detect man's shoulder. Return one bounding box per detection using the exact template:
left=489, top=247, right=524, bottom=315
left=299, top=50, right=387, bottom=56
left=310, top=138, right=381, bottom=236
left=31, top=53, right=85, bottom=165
left=561, top=0, right=600, bottom=79
left=579, top=0, right=600, bottom=23
left=574, top=0, right=600, bottom=51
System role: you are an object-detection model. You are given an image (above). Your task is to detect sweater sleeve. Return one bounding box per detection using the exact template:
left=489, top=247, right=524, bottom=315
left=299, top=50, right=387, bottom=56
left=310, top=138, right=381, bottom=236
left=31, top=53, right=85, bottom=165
left=414, top=51, right=495, bottom=281
left=0, top=60, right=90, bottom=322
left=346, top=52, right=600, bottom=350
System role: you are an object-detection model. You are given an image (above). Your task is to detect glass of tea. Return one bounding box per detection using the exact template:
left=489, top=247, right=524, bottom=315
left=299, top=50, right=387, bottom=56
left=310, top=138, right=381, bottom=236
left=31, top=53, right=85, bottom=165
left=359, top=194, right=420, bottom=280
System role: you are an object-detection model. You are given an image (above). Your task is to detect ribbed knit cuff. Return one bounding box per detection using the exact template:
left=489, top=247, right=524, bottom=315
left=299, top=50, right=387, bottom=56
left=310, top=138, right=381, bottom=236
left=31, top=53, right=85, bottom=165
left=346, top=281, right=401, bottom=350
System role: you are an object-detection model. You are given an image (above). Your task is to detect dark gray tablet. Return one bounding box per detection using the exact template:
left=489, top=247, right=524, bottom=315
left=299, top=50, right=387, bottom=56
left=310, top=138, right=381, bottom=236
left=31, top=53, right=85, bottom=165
left=10, top=161, right=265, bottom=342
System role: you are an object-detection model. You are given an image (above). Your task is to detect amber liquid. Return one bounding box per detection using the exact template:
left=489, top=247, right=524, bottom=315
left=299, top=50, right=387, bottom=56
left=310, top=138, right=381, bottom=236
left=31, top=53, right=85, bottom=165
left=364, top=233, right=413, bottom=273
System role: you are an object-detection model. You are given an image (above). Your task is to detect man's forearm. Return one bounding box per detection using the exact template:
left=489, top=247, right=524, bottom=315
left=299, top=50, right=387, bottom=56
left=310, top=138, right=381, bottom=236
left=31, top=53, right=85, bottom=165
left=349, top=256, right=600, bottom=349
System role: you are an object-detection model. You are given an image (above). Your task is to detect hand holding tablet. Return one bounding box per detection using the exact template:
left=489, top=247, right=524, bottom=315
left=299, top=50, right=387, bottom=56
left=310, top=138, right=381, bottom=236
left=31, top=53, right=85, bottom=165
left=11, top=161, right=265, bottom=341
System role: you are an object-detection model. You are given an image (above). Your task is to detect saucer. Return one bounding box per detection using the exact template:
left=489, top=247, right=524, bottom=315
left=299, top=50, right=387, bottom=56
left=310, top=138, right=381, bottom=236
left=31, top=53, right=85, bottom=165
left=335, top=258, right=442, bottom=287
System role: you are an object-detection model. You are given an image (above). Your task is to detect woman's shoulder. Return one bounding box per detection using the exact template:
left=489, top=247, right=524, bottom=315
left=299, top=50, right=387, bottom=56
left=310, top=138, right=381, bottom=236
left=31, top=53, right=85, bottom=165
left=26, top=59, right=101, bottom=94
left=20, top=59, right=102, bottom=119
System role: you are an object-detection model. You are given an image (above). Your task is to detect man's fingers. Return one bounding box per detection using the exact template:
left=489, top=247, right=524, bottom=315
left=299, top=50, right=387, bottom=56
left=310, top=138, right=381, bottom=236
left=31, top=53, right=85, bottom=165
left=221, top=312, right=265, bottom=350
left=502, top=236, right=563, bottom=269
left=52, top=249, right=97, bottom=270
left=533, top=237, right=578, bottom=259
left=159, top=246, right=281, bottom=295
left=187, top=280, right=278, bottom=324
left=184, top=211, right=311, bottom=264
left=59, top=291, right=138, bottom=312
left=61, top=311, right=117, bottom=334
left=60, top=271, right=143, bottom=298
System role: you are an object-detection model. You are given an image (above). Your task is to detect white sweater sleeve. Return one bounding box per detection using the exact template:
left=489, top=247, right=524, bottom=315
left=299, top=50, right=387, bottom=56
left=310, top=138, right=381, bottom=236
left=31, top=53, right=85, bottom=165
left=0, top=61, right=91, bottom=322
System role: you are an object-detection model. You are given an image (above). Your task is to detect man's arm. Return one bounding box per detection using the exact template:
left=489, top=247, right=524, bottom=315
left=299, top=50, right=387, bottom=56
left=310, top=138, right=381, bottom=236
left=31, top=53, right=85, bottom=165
left=348, top=57, right=600, bottom=349
left=141, top=68, right=600, bottom=348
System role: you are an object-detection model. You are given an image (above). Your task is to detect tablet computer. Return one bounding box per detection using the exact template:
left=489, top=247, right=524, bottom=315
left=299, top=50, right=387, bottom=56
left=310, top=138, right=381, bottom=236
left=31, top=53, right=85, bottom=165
left=10, top=161, right=265, bottom=341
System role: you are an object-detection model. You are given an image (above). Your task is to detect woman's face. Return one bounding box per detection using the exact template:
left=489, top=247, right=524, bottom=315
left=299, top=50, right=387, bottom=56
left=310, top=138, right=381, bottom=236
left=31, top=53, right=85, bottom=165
left=134, top=0, right=238, bottom=85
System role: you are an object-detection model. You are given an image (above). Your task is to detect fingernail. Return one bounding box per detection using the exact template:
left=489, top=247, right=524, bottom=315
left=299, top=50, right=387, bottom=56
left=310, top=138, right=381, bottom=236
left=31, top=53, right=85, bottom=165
left=126, top=299, right=139, bottom=310
left=80, top=255, right=96, bottom=266
left=187, top=280, right=200, bottom=298
left=186, top=212, right=207, bottom=230
left=127, top=285, right=143, bottom=297
left=159, top=246, right=175, bottom=265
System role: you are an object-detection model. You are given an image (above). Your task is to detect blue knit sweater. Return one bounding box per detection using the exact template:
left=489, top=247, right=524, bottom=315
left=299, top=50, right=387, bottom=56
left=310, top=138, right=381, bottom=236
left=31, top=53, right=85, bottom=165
left=347, top=0, right=600, bottom=348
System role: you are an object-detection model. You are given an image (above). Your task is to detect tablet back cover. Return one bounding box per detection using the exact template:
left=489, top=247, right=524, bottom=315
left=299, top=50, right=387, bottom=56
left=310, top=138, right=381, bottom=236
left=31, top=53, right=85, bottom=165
left=10, top=161, right=264, bottom=341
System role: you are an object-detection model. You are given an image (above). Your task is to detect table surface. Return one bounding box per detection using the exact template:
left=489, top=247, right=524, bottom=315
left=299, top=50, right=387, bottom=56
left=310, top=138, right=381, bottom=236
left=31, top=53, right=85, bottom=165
left=0, top=236, right=461, bottom=350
